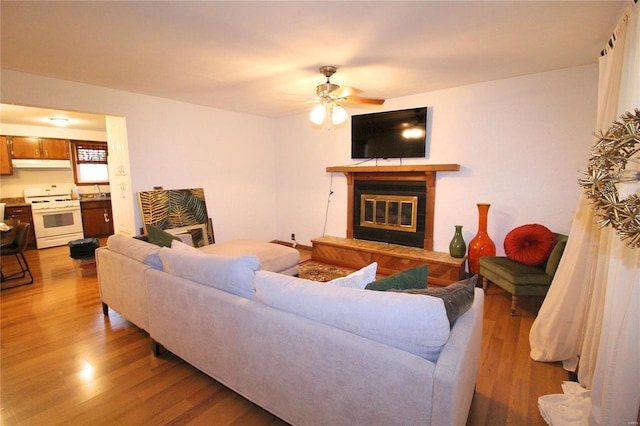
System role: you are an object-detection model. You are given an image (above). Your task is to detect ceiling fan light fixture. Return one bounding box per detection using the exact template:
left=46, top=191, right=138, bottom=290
left=308, top=65, right=383, bottom=128
left=317, top=83, right=340, bottom=96
left=331, top=104, right=348, bottom=125
left=310, top=104, right=326, bottom=125
left=310, top=102, right=348, bottom=127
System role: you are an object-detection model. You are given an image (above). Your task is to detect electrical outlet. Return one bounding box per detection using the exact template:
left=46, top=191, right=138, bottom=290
left=291, top=233, right=296, bottom=241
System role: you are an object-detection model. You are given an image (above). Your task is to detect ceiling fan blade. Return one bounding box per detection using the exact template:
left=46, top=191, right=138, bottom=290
left=343, top=96, right=386, bottom=105
left=333, top=86, right=362, bottom=97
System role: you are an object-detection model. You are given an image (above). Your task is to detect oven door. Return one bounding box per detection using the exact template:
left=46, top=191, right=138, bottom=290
left=31, top=206, right=85, bottom=249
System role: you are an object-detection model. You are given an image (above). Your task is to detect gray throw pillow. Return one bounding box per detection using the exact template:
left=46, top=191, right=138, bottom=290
left=390, top=275, right=476, bottom=326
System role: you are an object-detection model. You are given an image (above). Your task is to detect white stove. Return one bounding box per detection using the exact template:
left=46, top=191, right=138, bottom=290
left=24, top=185, right=84, bottom=249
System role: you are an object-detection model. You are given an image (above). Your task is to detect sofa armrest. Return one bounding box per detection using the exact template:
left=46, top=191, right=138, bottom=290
left=432, top=287, right=484, bottom=425
left=96, top=246, right=152, bottom=331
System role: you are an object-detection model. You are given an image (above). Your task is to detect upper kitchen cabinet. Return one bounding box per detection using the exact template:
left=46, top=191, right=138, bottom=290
left=40, top=138, right=71, bottom=159
left=11, top=136, right=70, bottom=160
left=10, top=136, right=39, bottom=158
left=1, top=136, right=12, bottom=175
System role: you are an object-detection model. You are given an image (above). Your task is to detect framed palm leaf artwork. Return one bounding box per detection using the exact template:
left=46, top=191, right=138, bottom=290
left=138, top=188, right=214, bottom=246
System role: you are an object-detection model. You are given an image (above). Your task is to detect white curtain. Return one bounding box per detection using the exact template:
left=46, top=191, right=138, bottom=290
left=530, top=1, right=640, bottom=424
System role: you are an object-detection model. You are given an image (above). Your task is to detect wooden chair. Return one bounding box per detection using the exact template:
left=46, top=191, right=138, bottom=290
left=479, top=234, right=567, bottom=315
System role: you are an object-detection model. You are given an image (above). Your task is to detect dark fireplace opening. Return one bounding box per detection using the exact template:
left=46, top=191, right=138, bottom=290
left=353, top=180, right=426, bottom=248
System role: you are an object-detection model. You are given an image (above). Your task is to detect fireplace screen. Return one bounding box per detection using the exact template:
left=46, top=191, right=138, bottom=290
left=360, top=194, right=418, bottom=233
left=353, top=179, right=426, bottom=248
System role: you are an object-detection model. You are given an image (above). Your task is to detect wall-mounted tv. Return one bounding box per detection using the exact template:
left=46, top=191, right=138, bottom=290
left=351, top=107, right=428, bottom=159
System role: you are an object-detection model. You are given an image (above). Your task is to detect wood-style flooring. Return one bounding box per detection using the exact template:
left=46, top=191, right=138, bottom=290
left=1, top=243, right=567, bottom=425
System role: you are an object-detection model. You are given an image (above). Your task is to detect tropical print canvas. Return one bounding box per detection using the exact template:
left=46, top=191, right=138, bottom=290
left=138, top=188, right=214, bottom=245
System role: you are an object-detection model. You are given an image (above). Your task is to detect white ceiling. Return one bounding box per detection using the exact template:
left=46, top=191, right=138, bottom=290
left=0, top=104, right=107, bottom=132
left=0, top=0, right=627, bottom=126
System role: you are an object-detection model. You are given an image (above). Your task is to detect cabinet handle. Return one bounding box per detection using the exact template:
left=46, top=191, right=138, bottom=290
left=104, top=210, right=110, bottom=223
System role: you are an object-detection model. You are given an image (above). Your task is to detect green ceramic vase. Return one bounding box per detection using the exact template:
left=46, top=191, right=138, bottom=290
left=449, top=225, right=467, bottom=258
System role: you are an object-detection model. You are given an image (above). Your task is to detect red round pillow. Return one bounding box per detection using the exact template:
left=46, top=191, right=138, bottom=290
left=504, top=224, right=555, bottom=266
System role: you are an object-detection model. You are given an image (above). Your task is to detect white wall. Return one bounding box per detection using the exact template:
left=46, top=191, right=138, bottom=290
left=274, top=65, right=598, bottom=255
left=2, top=66, right=598, bottom=251
left=1, top=70, right=277, bottom=242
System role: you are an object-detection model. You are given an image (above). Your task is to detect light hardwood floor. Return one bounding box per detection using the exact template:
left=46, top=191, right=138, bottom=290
left=1, top=243, right=567, bottom=425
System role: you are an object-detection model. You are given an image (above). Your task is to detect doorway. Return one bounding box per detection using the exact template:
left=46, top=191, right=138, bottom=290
left=0, top=104, right=135, bottom=236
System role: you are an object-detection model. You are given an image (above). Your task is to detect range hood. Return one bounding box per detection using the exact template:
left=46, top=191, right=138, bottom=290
left=12, top=159, right=72, bottom=169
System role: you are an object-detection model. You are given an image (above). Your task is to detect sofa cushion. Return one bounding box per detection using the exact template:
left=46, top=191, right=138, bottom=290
left=327, top=262, right=377, bottom=289
left=504, top=224, right=555, bottom=266
left=365, top=265, right=428, bottom=291
left=107, top=234, right=162, bottom=269
left=199, top=239, right=299, bottom=274
left=159, top=248, right=260, bottom=300
left=254, top=270, right=450, bottom=362
left=391, top=275, right=476, bottom=326
left=480, top=256, right=552, bottom=286
left=146, top=225, right=180, bottom=248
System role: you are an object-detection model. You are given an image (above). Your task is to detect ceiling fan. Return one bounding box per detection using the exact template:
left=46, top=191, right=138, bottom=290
left=309, top=66, right=385, bottom=127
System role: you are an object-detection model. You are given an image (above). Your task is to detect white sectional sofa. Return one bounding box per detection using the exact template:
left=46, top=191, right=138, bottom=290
left=96, top=234, right=484, bottom=426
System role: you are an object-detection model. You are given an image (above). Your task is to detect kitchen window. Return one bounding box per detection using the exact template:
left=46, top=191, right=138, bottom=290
left=71, top=141, right=109, bottom=185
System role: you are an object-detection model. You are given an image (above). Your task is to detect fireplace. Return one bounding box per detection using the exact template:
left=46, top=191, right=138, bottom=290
left=326, top=164, right=460, bottom=251
left=353, top=180, right=426, bottom=248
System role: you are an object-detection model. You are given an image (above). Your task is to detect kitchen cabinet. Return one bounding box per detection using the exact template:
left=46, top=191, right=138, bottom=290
left=4, top=205, right=36, bottom=249
left=1, top=136, right=12, bottom=175
left=40, top=138, right=71, bottom=159
left=81, top=200, right=114, bottom=238
left=10, top=136, right=70, bottom=160
left=10, top=137, right=39, bottom=159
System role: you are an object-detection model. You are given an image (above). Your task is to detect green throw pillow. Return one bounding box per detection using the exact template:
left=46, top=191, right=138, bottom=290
left=391, top=275, right=476, bottom=326
left=146, top=225, right=180, bottom=248
left=545, top=235, right=568, bottom=277
left=365, top=265, right=428, bottom=292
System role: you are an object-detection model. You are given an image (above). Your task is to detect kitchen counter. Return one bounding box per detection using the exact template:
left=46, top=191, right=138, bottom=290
left=80, top=197, right=111, bottom=202
left=0, top=197, right=28, bottom=207
left=1, top=196, right=112, bottom=206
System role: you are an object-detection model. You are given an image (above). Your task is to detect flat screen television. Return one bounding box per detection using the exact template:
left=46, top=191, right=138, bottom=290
left=351, top=107, right=428, bottom=159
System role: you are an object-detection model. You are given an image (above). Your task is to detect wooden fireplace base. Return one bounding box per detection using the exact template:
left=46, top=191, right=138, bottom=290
left=311, top=236, right=467, bottom=286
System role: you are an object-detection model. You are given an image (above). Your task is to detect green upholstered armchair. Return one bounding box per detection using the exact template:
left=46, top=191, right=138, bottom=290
left=479, top=233, right=568, bottom=316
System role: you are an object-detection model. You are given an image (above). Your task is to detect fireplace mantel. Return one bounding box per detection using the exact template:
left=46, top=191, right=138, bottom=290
left=326, top=164, right=460, bottom=174
left=326, top=164, right=460, bottom=250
